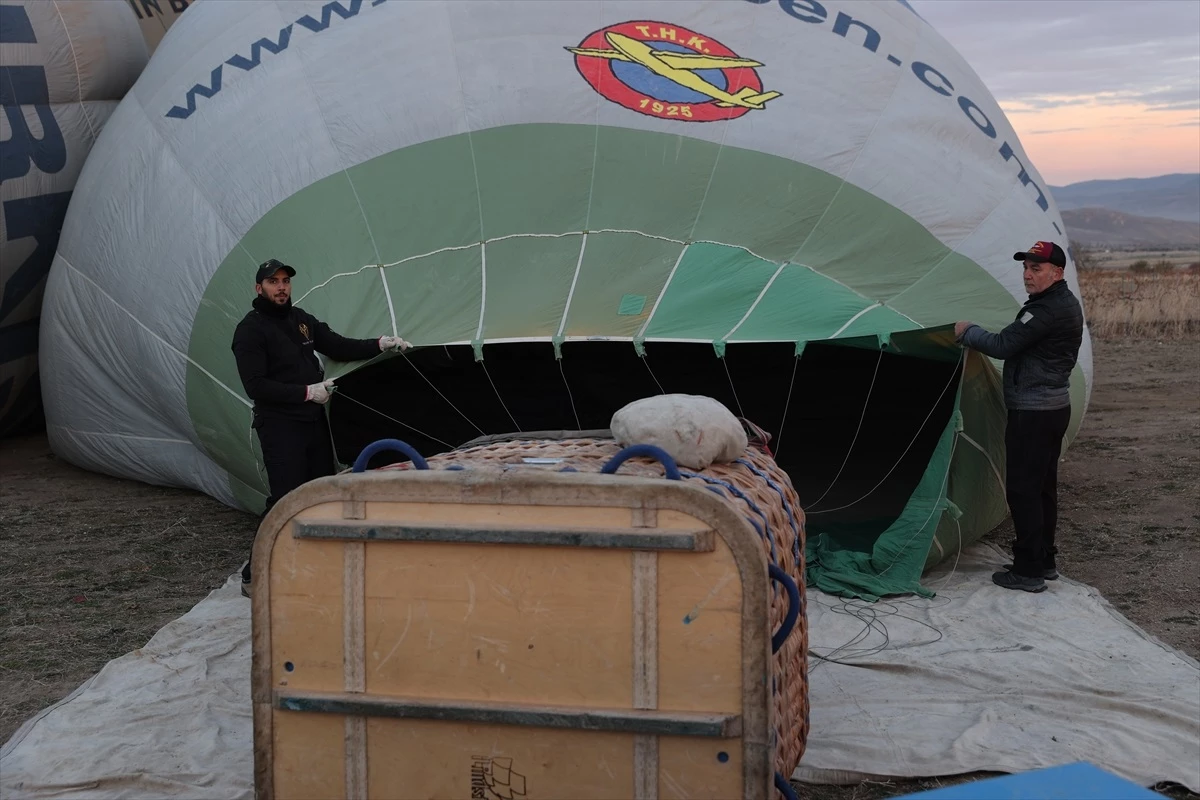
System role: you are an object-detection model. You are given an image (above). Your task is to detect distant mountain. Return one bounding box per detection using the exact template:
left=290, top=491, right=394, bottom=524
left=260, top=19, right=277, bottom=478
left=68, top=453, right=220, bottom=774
left=1061, top=207, right=1200, bottom=248
left=1049, top=174, right=1200, bottom=224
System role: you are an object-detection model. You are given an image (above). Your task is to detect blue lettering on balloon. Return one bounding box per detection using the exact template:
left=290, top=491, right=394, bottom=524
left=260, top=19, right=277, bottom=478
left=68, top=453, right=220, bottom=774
left=0, top=6, right=67, bottom=181
left=0, top=192, right=74, bottom=363
left=166, top=0, right=387, bottom=120
left=743, top=0, right=1063, bottom=227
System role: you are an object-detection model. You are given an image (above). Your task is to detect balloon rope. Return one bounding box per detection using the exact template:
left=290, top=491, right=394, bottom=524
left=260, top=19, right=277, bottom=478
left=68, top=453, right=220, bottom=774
left=803, top=349, right=884, bottom=511
left=558, top=359, right=582, bottom=430
left=722, top=357, right=746, bottom=419
left=806, top=350, right=965, bottom=516
left=641, top=355, right=667, bottom=395
left=771, top=356, right=801, bottom=460
left=395, top=349, right=485, bottom=436
left=332, top=390, right=457, bottom=450
left=480, top=360, right=522, bottom=433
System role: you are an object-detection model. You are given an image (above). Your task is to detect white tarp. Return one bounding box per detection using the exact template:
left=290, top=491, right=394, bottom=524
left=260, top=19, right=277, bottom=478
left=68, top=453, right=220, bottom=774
left=796, top=543, right=1200, bottom=790
left=3, top=542, right=1197, bottom=798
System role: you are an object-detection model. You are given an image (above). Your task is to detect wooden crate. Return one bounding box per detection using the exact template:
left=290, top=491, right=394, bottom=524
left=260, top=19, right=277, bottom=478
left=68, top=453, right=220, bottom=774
left=251, top=466, right=791, bottom=799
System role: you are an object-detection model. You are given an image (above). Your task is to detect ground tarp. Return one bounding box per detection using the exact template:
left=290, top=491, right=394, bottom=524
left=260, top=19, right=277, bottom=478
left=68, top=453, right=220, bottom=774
left=3, top=542, right=1197, bottom=798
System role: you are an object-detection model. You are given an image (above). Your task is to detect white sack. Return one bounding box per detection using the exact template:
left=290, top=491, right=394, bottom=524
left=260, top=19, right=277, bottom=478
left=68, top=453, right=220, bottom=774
left=611, top=394, right=747, bottom=470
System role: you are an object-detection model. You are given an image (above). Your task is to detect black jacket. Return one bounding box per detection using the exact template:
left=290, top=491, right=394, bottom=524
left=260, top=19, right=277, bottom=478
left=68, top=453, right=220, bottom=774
left=959, top=280, right=1084, bottom=411
left=231, top=296, right=381, bottom=421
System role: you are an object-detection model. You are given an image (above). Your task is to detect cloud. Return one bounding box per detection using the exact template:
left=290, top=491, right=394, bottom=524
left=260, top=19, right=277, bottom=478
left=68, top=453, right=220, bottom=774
left=1002, top=96, right=1094, bottom=111
left=911, top=0, right=1200, bottom=109
left=910, top=0, right=1200, bottom=183
left=1028, top=127, right=1090, bottom=135
left=1145, top=98, right=1200, bottom=112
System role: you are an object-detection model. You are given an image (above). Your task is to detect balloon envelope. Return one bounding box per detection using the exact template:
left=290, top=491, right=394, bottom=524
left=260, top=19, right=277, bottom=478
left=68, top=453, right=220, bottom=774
left=39, top=0, right=1092, bottom=594
left=0, top=0, right=148, bottom=436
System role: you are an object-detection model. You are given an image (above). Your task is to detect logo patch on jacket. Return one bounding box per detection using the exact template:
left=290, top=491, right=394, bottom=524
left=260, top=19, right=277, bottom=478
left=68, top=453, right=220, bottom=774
left=1020, top=311, right=1034, bottom=324
left=299, top=323, right=310, bottom=339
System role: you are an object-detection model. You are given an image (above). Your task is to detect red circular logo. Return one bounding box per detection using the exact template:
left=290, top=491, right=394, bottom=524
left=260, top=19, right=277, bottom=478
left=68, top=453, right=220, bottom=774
left=568, top=21, right=779, bottom=123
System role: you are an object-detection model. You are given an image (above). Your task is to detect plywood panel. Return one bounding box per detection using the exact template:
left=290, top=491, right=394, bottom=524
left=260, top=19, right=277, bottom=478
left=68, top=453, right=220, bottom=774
left=363, top=541, right=634, bottom=707
left=269, top=534, right=345, bottom=692
left=254, top=471, right=776, bottom=799
left=658, top=737, right=744, bottom=799
left=657, top=541, right=743, bottom=713
left=272, top=710, right=345, bottom=800
left=366, top=718, right=637, bottom=799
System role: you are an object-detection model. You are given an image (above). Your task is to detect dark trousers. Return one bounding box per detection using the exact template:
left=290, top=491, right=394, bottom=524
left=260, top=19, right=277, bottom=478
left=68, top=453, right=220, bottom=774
left=257, top=414, right=338, bottom=512
left=1005, top=406, right=1072, bottom=578
left=244, top=414, right=337, bottom=581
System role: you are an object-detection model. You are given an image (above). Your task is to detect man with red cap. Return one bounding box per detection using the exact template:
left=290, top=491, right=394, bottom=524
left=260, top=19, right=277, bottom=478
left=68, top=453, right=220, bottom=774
left=231, top=259, right=410, bottom=596
left=955, top=241, right=1084, bottom=593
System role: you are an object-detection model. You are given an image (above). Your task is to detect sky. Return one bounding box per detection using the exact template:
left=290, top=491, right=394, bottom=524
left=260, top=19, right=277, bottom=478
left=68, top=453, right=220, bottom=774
left=912, top=0, right=1200, bottom=186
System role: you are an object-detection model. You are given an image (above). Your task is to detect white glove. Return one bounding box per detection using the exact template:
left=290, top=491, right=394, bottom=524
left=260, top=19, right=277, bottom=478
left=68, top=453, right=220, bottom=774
left=305, top=379, right=335, bottom=404
left=378, top=335, right=410, bottom=352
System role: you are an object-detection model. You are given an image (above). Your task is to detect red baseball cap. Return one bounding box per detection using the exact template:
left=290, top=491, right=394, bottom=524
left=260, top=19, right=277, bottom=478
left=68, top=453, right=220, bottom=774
left=1013, top=241, right=1066, bottom=268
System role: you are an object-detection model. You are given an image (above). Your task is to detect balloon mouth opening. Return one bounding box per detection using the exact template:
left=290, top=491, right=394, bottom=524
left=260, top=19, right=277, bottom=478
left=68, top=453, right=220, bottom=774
left=327, top=339, right=961, bottom=536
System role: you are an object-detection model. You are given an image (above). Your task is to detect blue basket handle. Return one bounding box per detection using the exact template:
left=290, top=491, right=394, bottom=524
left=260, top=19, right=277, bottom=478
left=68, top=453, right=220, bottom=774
left=352, top=438, right=429, bottom=473
left=775, top=771, right=799, bottom=800
left=599, top=444, right=681, bottom=481
left=768, top=563, right=800, bottom=655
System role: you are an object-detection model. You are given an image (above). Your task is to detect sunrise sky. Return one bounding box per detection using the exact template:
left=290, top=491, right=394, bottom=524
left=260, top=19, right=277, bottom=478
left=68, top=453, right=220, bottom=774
left=913, top=0, right=1200, bottom=186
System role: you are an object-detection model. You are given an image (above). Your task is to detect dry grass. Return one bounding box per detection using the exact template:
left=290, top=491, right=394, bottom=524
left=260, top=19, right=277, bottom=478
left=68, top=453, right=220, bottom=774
left=1079, top=270, right=1200, bottom=338
left=0, top=445, right=258, bottom=743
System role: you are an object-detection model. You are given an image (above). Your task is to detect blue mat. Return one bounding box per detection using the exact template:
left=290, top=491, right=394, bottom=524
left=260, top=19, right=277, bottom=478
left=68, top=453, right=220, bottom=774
left=894, top=762, right=1164, bottom=799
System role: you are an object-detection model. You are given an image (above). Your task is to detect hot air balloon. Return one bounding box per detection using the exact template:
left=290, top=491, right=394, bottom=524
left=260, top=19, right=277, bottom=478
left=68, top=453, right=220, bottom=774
left=125, top=0, right=192, bottom=55
left=38, top=0, right=1092, bottom=598
left=0, top=0, right=148, bottom=436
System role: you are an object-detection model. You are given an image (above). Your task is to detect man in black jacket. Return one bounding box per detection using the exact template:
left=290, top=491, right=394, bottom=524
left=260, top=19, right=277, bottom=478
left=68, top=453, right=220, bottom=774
left=231, top=259, right=408, bottom=595
left=955, top=240, right=1084, bottom=593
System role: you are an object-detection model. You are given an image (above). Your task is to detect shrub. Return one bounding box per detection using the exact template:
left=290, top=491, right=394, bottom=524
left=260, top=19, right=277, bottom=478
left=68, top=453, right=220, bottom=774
left=1078, top=271, right=1200, bottom=338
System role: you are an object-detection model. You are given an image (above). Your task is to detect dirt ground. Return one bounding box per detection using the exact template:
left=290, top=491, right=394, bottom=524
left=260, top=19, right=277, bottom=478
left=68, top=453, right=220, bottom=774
left=1, top=336, right=1197, bottom=798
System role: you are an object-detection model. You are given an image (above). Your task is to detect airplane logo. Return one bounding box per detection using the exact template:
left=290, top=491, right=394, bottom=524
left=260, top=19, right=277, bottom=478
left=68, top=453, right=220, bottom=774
left=568, top=21, right=781, bottom=122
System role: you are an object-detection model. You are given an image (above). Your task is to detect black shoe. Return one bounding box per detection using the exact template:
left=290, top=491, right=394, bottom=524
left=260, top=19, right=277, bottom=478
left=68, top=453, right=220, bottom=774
left=992, top=570, right=1047, bottom=593
left=1003, top=563, right=1059, bottom=580
left=240, top=561, right=251, bottom=599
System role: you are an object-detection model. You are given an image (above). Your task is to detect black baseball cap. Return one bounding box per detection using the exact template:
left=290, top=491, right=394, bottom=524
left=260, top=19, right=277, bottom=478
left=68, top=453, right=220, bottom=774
left=255, top=259, right=296, bottom=283
left=1012, top=241, right=1066, bottom=269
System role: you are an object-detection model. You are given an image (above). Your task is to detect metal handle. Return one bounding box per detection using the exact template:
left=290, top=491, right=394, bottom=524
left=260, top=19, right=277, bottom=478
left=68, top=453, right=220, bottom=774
left=775, top=771, right=799, bottom=800
left=599, top=444, right=682, bottom=480
left=768, top=563, right=800, bottom=654
left=352, top=438, right=429, bottom=473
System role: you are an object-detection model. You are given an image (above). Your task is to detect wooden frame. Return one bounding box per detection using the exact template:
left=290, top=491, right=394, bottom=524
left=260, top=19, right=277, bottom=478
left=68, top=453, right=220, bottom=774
left=251, top=468, right=773, bottom=799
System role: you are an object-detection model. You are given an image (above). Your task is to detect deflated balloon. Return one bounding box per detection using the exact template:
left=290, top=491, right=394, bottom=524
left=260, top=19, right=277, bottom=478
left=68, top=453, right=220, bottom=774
left=39, top=0, right=1091, bottom=593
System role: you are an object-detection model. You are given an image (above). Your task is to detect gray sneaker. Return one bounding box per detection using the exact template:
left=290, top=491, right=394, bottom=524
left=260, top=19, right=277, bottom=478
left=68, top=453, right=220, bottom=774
left=992, top=570, right=1047, bottom=593
left=1003, top=563, right=1059, bottom=580
left=239, top=561, right=251, bottom=598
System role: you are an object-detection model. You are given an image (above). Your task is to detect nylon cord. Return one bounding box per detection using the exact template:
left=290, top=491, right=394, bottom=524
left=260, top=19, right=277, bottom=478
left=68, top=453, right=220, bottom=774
left=804, top=348, right=884, bottom=511
left=641, top=354, right=666, bottom=395
left=332, top=389, right=456, bottom=450
left=722, top=356, right=746, bottom=419
left=772, top=355, right=801, bottom=460
left=558, top=358, right=582, bottom=430
left=807, top=351, right=965, bottom=516
left=481, top=360, right=522, bottom=433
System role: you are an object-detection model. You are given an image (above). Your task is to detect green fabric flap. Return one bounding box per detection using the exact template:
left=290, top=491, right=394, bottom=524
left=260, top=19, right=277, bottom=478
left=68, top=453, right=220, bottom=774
left=806, top=378, right=963, bottom=601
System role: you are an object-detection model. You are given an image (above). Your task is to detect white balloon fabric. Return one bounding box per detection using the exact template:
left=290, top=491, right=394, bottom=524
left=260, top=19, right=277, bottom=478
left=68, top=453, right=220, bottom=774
left=126, top=0, right=193, bottom=55
left=38, top=0, right=1092, bottom=583
left=0, top=0, right=148, bottom=436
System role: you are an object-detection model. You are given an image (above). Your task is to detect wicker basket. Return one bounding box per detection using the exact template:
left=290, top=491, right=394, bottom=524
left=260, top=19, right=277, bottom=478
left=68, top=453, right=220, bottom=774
left=375, top=430, right=810, bottom=778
